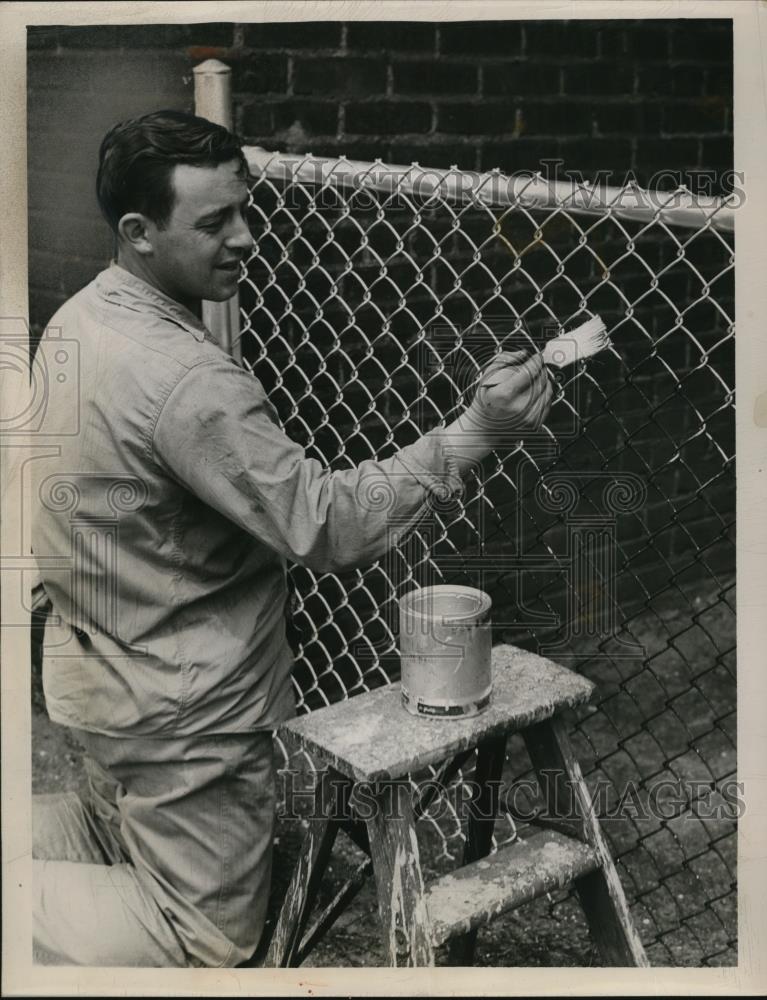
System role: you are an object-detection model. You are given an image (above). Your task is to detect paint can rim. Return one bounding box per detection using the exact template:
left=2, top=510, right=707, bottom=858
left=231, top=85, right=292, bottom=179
left=398, top=584, right=492, bottom=626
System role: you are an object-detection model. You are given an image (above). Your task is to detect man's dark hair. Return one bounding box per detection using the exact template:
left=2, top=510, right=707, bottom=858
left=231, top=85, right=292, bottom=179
left=96, top=109, right=248, bottom=234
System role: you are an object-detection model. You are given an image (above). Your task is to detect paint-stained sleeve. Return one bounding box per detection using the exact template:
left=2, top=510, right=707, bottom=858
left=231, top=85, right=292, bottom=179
left=152, top=356, right=462, bottom=573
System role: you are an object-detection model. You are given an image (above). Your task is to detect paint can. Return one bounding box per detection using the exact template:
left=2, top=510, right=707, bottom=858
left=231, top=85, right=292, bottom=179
left=398, top=585, right=492, bottom=718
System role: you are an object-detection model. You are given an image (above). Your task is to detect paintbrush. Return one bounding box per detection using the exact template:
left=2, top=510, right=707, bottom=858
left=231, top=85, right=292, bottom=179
left=481, top=316, right=610, bottom=388
left=540, top=315, right=610, bottom=368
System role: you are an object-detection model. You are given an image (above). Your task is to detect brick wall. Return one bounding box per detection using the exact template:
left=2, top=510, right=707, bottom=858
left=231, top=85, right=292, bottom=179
left=28, top=18, right=733, bottom=330
left=233, top=18, right=732, bottom=188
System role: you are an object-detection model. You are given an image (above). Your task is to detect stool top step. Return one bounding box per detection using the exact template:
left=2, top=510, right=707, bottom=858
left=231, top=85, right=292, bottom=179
left=279, top=644, right=595, bottom=781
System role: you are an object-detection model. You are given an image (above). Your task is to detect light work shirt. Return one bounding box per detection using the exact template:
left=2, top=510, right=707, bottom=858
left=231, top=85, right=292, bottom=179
left=31, top=263, right=461, bottom=738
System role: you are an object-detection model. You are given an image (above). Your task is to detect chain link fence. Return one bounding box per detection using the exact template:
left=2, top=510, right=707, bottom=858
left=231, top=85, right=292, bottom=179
left=236, top=148, right=736, bottom=966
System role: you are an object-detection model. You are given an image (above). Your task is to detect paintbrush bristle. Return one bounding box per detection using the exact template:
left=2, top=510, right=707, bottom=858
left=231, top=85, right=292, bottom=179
left=542, top=316, right=610, bottom=368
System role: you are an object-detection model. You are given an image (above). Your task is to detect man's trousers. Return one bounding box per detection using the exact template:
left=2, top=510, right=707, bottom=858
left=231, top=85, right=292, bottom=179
left=33, top=727, right=276, bottom=967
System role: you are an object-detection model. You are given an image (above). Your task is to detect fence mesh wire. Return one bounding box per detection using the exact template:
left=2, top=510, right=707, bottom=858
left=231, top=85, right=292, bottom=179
left=237, top=151, right=736, bottom=967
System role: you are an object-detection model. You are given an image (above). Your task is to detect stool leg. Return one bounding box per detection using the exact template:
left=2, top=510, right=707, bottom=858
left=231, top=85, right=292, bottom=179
left=447, top=733, right=507, bottom=965
left=365, top=779, right=435, bottom=967
left=265, top=770, right=347, bottom=967
left=522, top=715, right=649, bottom=967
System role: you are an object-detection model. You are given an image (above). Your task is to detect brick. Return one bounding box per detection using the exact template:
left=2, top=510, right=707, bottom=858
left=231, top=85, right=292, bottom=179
left=564, top=60, right=634, bottom=96
left=243, top=21, right=342, bottom=50
left=524, top=20, right=598, bottom=59
left=346, top=21, right=435, bottom=52
left=670, top=19, right=732, bottom=61
left=557, top=137, right=633, bottom=175
left=483, top=62, right=560, bottom=97
left=706, top=66, right=733, bottom=98
left=273, top=100, right=338, bottom=135
left=662, top=99, right=726, bottom=134
left=711, top=166, right=739, bottom=199
left=240, top=102, right=275, bottom=137
left=598, top=23, right=628, bottom=58
left=596, top=102, right=663, bottom=135
left=307, top=140, right=390, bottom=164
left=480, top=137, right=561, bottom=173
left=634, top=137, right=700, bottom=174
left=440, top=20, right=523, bottom=56
left=392, top=59, right=477, bottom=96
left=518, top=101, right=593, bottom=137
left=624, top=22, right=671, bottom=60
left=438, top=100, right=519, bottom=135
left=293, top=56, right=386, bottom=97
left=345, top=101, right=431, bottom=135
left=700, top=136, right=733, bottom=169
left=231, top=52, right=288, bottom=94
left=389, top=142, right=477, bottom=170
left=637, top=65, right=706, bottom=99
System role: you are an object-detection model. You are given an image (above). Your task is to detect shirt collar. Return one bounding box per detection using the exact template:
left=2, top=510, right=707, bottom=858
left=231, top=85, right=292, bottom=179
left=94, top=262, right=209, bottom=342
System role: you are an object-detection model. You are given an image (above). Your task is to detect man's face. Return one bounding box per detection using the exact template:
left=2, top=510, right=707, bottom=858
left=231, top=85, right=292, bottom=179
left=146, top=159, right=253, bottom=309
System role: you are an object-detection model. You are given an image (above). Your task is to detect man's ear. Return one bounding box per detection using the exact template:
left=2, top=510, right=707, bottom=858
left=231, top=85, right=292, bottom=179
left=117, top=213, right=153, bottom=254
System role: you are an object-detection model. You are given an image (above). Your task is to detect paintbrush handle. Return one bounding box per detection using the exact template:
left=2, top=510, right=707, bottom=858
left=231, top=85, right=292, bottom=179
left=481, top=349, right=549, bottom=390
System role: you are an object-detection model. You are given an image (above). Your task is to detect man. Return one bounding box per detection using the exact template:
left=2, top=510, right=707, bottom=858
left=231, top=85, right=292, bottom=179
left=30, top=110, right=552, bottom=966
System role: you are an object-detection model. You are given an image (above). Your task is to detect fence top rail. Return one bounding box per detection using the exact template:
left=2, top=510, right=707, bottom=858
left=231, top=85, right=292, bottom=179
left=244, top=146, right=735, bottom=235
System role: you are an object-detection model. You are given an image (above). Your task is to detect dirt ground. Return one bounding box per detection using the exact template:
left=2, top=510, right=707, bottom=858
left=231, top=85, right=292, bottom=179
left=30, top=577, right=736, bottom=968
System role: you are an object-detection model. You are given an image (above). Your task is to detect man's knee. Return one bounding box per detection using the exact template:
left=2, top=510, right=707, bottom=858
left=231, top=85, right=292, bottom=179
left=33, top=791, right=96, bottom=863
left=33, top=858, right=191, bottom=967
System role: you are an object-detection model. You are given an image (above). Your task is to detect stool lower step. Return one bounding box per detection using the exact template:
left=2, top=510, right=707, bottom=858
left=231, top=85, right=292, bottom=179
left=426, top=829, right=599, bottom=948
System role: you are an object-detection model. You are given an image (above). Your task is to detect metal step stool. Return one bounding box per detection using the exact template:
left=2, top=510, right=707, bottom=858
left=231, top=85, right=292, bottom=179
left=264, top=643, right=649, bottom=967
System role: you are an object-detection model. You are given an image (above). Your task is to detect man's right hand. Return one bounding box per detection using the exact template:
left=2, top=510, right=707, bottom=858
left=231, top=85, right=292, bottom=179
left=463, top=349, right=554, bottom=444
left=431, top=348, right=555, bottom=476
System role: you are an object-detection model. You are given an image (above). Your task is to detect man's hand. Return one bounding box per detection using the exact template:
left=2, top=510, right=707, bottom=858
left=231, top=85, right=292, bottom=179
left=464, top=349, right=554, bottom=442
left=434, top=348, right=555, bottom=475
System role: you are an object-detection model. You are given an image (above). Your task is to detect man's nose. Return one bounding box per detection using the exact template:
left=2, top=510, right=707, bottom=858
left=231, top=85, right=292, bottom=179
left=226, top=214, right=254, bottom=253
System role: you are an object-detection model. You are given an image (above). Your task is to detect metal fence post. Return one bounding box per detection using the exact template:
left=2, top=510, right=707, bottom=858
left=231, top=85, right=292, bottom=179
left=193, top=58, right=242, bottom=363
